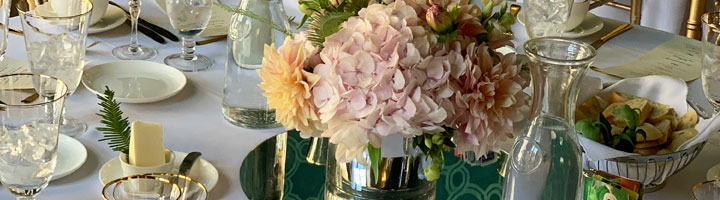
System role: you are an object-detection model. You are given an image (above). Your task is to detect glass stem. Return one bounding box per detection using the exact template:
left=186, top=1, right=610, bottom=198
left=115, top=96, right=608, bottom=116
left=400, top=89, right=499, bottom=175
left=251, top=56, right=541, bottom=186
left=59, top=107, right=68, bottom=126
left=128, top=0, right=142, bottom=52
left=181, top=36, right=196, bottom=60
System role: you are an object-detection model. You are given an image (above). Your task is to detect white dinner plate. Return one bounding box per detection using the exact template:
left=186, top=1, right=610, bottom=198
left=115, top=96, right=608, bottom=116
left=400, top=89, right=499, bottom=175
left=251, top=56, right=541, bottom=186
left=708, top=164, right=720, bottom=180
left=98, top=151, right=219, bottom=191
left=89, top=5, right=126, bottom=34
left=517, top=12, right=604, bottom=39
left=82, top=60, right=187, bottom=103
left=52, top=134, right=87, bottom=180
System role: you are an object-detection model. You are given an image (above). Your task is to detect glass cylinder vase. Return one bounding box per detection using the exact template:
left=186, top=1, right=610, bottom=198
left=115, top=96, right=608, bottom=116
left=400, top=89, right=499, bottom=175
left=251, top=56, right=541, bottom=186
left=324, top=135, right=436, bottom=199
left=503, top=37, right=596, bottom=200
left=222, top=0, right=289, bottom=129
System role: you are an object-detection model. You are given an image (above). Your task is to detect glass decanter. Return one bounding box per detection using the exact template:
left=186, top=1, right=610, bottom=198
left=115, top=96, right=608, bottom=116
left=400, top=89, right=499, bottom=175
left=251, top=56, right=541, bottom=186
left=222, top=0, right=289, bottom=129
left=503, top=37, right=596, bottom=200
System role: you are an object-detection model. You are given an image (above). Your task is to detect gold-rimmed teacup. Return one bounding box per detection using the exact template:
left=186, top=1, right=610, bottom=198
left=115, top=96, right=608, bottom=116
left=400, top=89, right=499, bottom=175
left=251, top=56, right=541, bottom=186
left=692, top=179, right=720, bottom=200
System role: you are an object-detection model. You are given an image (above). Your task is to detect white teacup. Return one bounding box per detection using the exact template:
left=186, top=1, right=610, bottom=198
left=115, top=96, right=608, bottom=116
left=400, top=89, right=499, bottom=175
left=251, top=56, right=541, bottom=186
left=89, top=0, right=109, bottom=25
left=564, top=0, right=590, bottom=31
left=120, top=149, right=175, bottom=177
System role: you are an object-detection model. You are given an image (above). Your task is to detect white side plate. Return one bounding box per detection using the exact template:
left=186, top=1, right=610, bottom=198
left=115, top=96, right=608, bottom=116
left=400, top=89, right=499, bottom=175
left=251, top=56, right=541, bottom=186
left=82, top=60, right=187, bottom=104
left=52, top=134, right=87, bottom=180
left=89, top=5, right=126, bottom=34
left=98, top=151, right=219, bottom=191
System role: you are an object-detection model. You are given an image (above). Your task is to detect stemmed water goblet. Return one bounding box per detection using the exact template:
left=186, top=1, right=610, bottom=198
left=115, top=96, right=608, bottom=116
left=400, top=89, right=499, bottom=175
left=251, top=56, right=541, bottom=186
left=18, top=0, right=93, bottom=137
left=0, top=73, right=68, bottom=200
left=700, top=11, right=720, bottom=181
left=112, top=0, right=158, bottom=60
left=164, top=0, right=214, bottom=72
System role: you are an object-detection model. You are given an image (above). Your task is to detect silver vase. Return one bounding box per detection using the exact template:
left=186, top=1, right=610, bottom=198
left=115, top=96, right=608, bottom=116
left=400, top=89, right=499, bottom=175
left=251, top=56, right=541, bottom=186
left=324, top=135, right=436, bottom=199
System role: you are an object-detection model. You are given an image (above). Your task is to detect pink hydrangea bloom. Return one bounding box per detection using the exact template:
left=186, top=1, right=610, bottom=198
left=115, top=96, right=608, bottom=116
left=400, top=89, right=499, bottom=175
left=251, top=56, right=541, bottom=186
left=442, top=43, right=531, bottom=159
left=312, top=1, right=450, bottom=163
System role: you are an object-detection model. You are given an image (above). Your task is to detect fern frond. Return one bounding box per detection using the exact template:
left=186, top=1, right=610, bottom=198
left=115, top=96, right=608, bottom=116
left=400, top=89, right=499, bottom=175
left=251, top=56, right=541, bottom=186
left=96, top=86, right=131, bottom=154
left=307, top=12, right=354, bottom=47
left=214, top=2, right=293, bottom=37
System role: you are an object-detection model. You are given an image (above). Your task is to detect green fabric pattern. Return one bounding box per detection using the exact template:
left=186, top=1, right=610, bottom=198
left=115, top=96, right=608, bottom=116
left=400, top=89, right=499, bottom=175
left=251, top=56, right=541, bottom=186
left=279, top=133, right=504, bottom=200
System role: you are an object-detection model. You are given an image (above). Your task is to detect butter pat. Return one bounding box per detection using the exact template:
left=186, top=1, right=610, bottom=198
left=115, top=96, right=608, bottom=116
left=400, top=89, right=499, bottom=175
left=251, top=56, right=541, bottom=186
left=129, top=121, right=166, bottom=167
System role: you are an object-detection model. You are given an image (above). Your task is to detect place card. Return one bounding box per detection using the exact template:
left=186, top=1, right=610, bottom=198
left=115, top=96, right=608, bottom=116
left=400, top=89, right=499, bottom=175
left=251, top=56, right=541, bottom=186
left=201, top=5, right=234, bottom=37
left=594, top=36, right=702, bottom=81
left=0, top=57, right=32, bottom=90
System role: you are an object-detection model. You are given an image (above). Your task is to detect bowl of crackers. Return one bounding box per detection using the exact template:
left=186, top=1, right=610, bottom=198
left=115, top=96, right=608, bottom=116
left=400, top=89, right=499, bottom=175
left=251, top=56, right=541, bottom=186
left=575, top=76, right=720, bottom=192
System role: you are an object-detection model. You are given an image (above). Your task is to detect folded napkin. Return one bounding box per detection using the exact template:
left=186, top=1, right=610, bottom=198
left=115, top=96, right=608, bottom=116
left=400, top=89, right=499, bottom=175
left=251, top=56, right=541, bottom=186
left=576, top=75, right=720, bottom=161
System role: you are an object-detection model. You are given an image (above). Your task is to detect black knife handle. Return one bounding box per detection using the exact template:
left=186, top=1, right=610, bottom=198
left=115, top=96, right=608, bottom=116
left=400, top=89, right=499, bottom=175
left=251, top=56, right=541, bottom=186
left=138, top=18, right=179, bottom=42
left=136, top=22, right=166, bottom=44
left=110, top=1, right=179, bottom=42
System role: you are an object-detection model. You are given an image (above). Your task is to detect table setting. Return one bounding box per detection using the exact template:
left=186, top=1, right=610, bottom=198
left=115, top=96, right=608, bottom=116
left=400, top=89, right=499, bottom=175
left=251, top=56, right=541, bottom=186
left=0, top=0, right=720, bottom=199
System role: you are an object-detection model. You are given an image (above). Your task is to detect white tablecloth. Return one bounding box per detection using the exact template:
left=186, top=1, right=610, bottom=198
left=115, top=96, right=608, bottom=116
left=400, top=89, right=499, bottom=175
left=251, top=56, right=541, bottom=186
left=0, top=1, right=717, bottom=199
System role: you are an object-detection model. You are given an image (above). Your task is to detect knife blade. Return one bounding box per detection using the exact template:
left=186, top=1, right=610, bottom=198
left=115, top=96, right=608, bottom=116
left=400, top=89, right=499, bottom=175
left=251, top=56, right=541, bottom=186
left=178, top=152, right=202, bottom=175
left=591, top=23, right=632, bottom=49
left=109, top=1, right=179, bottom=42
left=125, top=20, right=166, bottom=44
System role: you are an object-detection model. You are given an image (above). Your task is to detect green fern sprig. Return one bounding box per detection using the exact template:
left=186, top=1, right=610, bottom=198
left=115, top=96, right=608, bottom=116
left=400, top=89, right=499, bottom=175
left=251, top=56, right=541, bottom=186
left=215, top=2, right=293, bottom=37
left=307, top=11, right=354, bottom=47
left=96, top=86, right=131, bottom=154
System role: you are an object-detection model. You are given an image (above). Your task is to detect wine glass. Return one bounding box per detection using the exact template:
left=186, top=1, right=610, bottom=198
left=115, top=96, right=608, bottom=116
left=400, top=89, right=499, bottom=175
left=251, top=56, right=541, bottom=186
left=18, top=0, right=93, bottom=137
left=522, top=0, right=573, bottom=38
left=0, top=73, right=68, bottom=200
left=701, top=11, right=720, bottom=180
left=164, top=0, right=213, bottom=72
left=112, top=0, right=158, bottom=60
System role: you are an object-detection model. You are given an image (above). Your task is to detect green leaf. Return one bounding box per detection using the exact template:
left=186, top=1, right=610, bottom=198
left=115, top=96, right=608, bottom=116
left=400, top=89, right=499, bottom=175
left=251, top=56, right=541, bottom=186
left=307, top=12, right=355, bottom=47
left=96, top=86, right=131, bottom=154
left=482, top=0, right=494, bottom=19
left=612, top=105, right=639, bottom=129
left=343, top=0, right=370, bottom=13
left=298, top=15, right=311, bottom=28
left=575, top=118, right=602, bottom=143
left=451, top=6, right=459, bottom=20
left=367, top=144, right=381, bottom=184
left=500, top=0, right=508, bottom=15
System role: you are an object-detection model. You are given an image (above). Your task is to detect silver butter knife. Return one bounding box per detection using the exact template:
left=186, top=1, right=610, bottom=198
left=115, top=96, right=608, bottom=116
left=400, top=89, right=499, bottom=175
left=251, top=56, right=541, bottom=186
left=178, top=152, right=202, bottom=176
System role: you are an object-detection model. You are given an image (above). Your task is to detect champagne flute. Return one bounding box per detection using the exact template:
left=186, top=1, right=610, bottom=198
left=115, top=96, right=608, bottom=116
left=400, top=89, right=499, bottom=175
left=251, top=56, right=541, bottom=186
left=0, top=74, right=68, bottom=200
left=164, top=0, right=213, bottom=72
left=112, top=0, right=158, bottom=60
left=18, top=0, right=93, bottom=137
left=701, top=11, right=720, bottom=179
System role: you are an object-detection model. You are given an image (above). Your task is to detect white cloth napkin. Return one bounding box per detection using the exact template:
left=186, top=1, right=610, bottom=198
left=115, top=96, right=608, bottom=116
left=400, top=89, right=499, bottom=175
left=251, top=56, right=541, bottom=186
left=576, top=75, right=720, bottom=161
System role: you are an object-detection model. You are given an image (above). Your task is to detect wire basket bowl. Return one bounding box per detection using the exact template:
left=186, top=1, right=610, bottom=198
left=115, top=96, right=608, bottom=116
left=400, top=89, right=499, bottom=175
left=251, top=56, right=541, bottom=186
left=584, top=142, right=706, bottom=192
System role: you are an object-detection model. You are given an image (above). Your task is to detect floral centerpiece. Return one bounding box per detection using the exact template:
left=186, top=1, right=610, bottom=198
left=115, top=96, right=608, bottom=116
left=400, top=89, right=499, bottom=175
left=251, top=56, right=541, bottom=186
left=256, top=0, right=528, bottom=181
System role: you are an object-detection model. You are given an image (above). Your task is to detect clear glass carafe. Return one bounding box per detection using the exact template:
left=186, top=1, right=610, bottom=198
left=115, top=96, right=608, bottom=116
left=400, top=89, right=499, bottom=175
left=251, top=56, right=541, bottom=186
left=222, top=0, right=289, bottom=129
left=503, top=37, right=596, bottom=200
